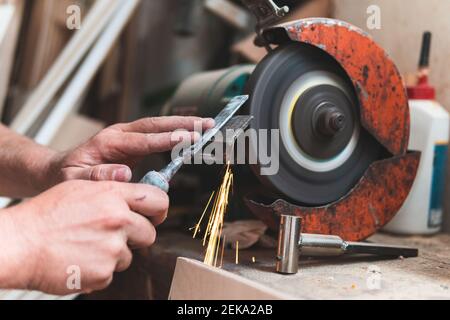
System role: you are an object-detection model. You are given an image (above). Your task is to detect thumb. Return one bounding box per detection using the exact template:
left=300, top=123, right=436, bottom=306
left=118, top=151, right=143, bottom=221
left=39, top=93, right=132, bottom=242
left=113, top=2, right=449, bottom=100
left=82, top=164, right=132, bottom=182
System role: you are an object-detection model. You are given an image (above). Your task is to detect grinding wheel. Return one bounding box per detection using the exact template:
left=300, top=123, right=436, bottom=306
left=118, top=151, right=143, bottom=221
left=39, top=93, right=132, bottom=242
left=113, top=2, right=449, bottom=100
left=247, top=43, right=382, bottom=206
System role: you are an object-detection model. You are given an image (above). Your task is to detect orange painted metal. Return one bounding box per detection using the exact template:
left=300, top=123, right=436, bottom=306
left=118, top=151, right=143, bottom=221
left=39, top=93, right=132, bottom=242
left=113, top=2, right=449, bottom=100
left=243, top=19, right=419, bottom=241
left=263, top=18, right=410, bottom=156
left=246, top=152, right=420, bottom=241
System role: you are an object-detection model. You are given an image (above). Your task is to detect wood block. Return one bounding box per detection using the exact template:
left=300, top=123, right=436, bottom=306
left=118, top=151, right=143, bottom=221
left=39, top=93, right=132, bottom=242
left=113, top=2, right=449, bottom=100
left=169, top=257, right=294, bottom=300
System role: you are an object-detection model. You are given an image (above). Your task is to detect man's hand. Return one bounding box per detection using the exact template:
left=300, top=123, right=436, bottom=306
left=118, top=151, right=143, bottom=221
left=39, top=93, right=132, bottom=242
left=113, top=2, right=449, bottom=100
left=0, top=117, right=214, bottom=198
left=49, top=116, right=215, bottom=186
left=0, top=180, right=169, bottom=295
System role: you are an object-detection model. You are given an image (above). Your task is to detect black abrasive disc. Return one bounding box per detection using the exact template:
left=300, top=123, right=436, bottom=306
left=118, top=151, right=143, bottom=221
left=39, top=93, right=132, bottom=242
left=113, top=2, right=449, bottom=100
left=246, top=43, right=382, bottom=206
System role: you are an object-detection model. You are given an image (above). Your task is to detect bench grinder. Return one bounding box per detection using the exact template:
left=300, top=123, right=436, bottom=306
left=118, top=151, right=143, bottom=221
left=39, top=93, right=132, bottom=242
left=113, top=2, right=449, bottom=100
left=162, top=3, right=420, bottom=242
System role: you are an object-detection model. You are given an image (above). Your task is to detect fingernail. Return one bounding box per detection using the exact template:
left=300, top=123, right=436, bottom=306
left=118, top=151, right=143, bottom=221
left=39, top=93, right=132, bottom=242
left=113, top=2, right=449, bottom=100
left=203, top=118, right=215, bottom=128
left=113, top=168, right=131, bottom=182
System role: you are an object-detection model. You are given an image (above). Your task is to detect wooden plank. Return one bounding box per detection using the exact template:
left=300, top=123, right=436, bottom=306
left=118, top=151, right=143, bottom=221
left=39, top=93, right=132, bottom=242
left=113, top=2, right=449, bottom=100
left=10, top=0, right=120, bottom=136
left=35, top=0, right=141, bottom=145
left=17, top=0, right=85, bottom=91
left=0, top=0, right=24, bottom=117
left=0, top=2, right=14, bottom=44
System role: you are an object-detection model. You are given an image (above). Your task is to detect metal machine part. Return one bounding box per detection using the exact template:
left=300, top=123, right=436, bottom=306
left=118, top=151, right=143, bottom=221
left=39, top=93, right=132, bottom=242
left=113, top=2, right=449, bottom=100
left=276, top=213, right=301, bottom=274
left=261, top=19, right=410, bottom=156
left=276, top=215, right=419, bottom=275
left=162, top=17, right=420, bottom=241
left=241, top=0, right=289, bottom=48
left=162, top=65, right=255, bottom=119
left=247, top=43, right=382, bottom=205
left=141, top=95, right=249, bottom=192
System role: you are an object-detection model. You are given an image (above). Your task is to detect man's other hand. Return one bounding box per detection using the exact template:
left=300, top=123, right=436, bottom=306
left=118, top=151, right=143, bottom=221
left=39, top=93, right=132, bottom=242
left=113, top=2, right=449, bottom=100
left=0, top=180, right=169, bottom=295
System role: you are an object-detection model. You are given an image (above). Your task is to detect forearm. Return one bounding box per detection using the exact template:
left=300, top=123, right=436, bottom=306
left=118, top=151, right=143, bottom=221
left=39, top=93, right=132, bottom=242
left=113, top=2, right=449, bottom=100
left=0, top=124, right=59, bottom=198
left=0, top=208, right=34, bottom=290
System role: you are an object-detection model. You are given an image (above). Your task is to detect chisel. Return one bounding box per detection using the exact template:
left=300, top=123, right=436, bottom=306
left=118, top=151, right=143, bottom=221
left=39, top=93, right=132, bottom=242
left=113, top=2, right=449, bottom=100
left=140, top=95, right=249, bottom=192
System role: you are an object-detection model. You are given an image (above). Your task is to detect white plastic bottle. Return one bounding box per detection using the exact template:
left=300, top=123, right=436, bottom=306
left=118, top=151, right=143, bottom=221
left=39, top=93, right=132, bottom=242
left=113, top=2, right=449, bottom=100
left=384, top=99, right=449, bottom=234
left=385, top=31, right=449, bottom=235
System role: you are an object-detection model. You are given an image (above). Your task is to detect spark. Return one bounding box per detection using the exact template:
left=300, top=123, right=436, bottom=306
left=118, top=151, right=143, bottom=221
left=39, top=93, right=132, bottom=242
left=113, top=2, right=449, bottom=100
left=219, top=235, right=226, bottom=268
left=252, top=257, right=256, bottom=263
left=235, top=241, right=239, bottom=265
left=193, top=164, right=233, bottom=267
left=192, top=191, right=215, bottom=239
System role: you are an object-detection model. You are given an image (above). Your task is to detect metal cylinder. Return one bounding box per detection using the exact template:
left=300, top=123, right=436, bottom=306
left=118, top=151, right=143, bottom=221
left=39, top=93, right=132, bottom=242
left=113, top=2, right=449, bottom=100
left=276, top=215, right=301, bottom=274
left=299, top=234, right=345, bottom=257
left=161, top=65, right=255, bottom=118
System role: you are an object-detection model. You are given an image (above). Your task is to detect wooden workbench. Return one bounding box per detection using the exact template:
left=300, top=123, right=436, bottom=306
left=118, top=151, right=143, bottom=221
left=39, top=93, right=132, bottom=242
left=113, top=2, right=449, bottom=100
left=141, top=231, right=450, bottom=300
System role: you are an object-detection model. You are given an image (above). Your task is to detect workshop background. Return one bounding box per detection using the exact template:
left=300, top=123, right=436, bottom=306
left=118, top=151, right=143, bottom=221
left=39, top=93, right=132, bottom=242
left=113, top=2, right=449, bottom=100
left=0, top=0, right=449, bottom=300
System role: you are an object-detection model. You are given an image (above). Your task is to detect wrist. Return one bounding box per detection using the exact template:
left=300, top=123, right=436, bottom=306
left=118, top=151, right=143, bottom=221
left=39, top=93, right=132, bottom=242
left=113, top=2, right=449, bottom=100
left=25, top=148, right=64, bottom=194
left=0, top=207, right=39, bottom=290
left=39, top=151, right=66, bottom=190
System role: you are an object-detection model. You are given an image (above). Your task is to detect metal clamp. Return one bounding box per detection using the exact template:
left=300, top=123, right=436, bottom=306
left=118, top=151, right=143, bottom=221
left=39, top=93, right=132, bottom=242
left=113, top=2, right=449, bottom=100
left=241, top=0, right=289, bottom=48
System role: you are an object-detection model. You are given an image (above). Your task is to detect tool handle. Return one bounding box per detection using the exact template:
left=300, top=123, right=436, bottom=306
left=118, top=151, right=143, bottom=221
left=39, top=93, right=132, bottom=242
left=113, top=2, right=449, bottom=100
left=140, top=158, right=184, bottom=193
left=140, top=171, right=170, bottom=193
left=345, top=242, right=419, bottom=258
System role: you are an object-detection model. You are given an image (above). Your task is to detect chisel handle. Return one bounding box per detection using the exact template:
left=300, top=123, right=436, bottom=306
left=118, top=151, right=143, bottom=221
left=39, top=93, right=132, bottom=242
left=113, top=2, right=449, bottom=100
left=140, top=158, right=184, bottom=193
left=140, top=171, right=170, bottom=193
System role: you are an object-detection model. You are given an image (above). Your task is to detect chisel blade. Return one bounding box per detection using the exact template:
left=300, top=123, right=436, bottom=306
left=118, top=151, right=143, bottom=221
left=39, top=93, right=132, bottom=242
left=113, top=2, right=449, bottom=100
left=185, top=95, right=249, bottom=159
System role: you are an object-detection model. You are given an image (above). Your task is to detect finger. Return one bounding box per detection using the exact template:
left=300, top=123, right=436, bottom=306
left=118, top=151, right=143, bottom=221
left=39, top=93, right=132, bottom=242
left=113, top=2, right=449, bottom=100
left=146, top=131, right=201, bottom=153
left=77, top=164, right=132, bottom=182
left=150, top=211, right=168, bottom=227
left=123, top=211, right=157, bottom=249
left=118, top=183, right=170, bottom=218
left=116, top=116, right=215, bottom=134
left=115, top=245, right=133, bottom=272
left=110, top=131, right=199, bottom=156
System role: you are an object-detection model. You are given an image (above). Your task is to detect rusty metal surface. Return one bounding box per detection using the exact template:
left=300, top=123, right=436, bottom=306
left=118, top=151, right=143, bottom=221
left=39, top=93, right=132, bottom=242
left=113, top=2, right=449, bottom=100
left=263, top=18, right=410, bottom=156
left=245, top=152, right=421, bottom=241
